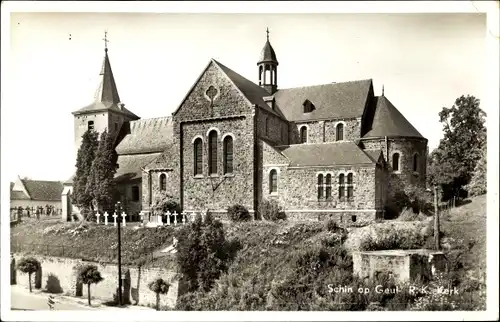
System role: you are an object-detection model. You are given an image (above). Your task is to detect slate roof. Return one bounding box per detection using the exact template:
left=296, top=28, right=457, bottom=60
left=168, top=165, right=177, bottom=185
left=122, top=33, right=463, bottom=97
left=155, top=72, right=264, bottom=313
left=363, top=149, right=384, bottom=163
left=213, top=60, right=285, bottom=118
left=115, top=153, right=162, bottom=182
left=278, top=141, right=377, bottom=167
left=363, top=96, right=424, bottom=139
left=115, top=117, right=174, bottom=155
left=11, top=190, right=30, bottom=200
left=144, top=145, right=177, bottom=170
left=273, top=79, right=373, bottom=122
left=72, top=50, right=139, bottom=120
left=17, top=180, right=64, bottom=201
left=258, top=40, right=278, bottom=64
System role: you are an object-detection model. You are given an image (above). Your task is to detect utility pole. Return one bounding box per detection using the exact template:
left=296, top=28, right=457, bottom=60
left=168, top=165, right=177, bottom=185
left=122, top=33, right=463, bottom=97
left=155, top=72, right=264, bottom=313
left=433, top=185, right=440, bottom=250
left=115, top=201, right=123, bottom=306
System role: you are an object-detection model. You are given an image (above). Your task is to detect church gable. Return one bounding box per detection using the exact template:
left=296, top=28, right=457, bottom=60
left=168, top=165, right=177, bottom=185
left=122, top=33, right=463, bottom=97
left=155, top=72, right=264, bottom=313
left=173, top=60, right=255, bottom=121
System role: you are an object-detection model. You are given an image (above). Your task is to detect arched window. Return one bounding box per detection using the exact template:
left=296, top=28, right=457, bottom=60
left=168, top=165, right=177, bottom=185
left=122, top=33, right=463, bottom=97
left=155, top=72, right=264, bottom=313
left=208, top=131, right=218, bottom=174
left=269, top=169, right=278, bottom=194
left=325, top=174, right=332, bottom=200
left=88, top=121, right=94, bottom=131
left=131, top=186, right=140, bottom=202
left=194, top=138, right=203, bottom=176
left=223, top=136, right=233, bottom=174
left=338, top=174, right=345, bottom=199
left=347, top=173, right=354, bottom=198
left=392, top=153, right=400, bottom=172
left=336, top=123, right=344, bottom=141
left=413, top=153, right=419, bottom=172
left=317, top=174, right=324, bottom=199
left=159, top=173, right=167, bottom=191
left=300, top=126, right=308, bottom=144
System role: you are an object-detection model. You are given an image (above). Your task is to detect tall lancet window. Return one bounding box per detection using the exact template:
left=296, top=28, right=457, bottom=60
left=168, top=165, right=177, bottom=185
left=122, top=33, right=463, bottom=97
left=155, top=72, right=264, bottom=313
left=159, top=174, right=167, bottom=191
left=194, top=138, right=203, bottom=176
left=208, top=131, right=218, bottom=175
left=336, top=123, right=344, bottom=141
left=223, top=136, right=234, bottom=174
left=300, top=126, right=308, bottom=144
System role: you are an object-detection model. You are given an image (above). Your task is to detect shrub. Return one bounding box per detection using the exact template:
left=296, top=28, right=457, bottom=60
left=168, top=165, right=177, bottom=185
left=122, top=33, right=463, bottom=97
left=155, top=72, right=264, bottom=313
left=359, top=226, right=427, bottom=251
left=45, top=273, right=63, bottom=294
left=227, top=204, right=251, bottom=222
left=325, top=219, right=339, bottom=232
left=259, top=199, right=286, bottom=221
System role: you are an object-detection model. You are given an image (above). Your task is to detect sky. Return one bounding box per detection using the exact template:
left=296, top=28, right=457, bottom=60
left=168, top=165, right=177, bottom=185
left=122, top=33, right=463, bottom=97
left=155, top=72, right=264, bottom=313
left=3, top=11, right=487, bottom=182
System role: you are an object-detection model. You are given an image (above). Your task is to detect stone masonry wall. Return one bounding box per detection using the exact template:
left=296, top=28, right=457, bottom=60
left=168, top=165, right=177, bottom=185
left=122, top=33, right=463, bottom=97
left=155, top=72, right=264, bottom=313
left=173, top=61, right=257, bottom=213
left=181, top=117, right=255, bottom=213
left=289, top=118, right=361, bottom=144
left=362, top=138, right=428, bottom=197
left=261, top=162, right=381, bottom=222
left=257, top=109, right=289, bottom=146
left=12, top=254, right=179, bottom=309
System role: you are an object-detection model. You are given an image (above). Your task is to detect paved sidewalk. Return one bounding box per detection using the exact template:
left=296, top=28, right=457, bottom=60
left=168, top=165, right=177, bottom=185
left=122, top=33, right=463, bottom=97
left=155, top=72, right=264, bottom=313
left=11, top=285, right=155, bottom=311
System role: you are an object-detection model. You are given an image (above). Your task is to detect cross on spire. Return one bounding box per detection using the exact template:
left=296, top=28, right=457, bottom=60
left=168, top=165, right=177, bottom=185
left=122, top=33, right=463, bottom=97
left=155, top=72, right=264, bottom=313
left=382, top=85, right=385, bottom=96
left=103, top=31, right=110, bottom=52
left=266, top=27, right=269, bottom=41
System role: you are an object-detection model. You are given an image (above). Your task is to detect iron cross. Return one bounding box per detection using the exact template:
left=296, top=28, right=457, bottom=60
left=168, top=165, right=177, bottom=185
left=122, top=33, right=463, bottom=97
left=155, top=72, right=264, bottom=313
left=103, top=31, right=110, bottom=50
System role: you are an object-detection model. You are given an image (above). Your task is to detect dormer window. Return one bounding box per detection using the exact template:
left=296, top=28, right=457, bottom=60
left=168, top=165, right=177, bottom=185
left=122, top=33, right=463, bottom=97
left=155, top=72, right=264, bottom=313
left=264, top=96, right=275, bottom=110
left=303, top=99, right=315, bottom=113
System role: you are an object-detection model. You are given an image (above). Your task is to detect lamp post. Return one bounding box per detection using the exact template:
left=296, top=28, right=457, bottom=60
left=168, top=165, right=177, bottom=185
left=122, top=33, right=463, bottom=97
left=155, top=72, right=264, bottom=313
left=427, top=185, right=440, bottom=251
left=115, top=201, right=123, bottom=306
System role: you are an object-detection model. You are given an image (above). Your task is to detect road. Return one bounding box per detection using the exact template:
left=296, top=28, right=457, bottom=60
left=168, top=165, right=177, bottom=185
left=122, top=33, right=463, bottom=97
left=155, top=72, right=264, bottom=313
left=11, top=287, right=92, bottom=311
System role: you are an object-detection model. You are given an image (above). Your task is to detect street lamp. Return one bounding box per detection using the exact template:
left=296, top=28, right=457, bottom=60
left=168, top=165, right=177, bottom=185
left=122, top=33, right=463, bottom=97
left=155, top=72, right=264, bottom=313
left=426, top=185, right=440, bottom=251
left=114, top=201, right=123, bottom=306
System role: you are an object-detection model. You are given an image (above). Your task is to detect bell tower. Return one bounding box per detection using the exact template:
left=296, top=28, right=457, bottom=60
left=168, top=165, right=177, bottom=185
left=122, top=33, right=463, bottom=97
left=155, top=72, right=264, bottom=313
left=257, top=28, right=279, bottom=94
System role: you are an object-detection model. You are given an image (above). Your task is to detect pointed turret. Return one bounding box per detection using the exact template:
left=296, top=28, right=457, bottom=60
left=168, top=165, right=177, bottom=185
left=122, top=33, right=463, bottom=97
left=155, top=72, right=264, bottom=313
left=93, top=49, right=121, bottom=106
left=257, top=28, right=279, bottom=94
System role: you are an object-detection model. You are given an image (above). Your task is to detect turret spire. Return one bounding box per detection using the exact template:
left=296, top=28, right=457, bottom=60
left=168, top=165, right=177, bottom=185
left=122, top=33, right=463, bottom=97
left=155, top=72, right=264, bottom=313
left=257, top=28, right=279, bottom=94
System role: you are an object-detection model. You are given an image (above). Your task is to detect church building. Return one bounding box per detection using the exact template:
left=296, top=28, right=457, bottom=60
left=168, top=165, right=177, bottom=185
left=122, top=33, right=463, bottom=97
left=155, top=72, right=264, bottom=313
left=63, top=30, right=428, bottom=224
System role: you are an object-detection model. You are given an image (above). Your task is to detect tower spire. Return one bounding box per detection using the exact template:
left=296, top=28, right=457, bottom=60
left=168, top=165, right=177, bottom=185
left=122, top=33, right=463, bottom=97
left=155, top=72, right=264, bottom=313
left=258, top=28, right=279, bottom=94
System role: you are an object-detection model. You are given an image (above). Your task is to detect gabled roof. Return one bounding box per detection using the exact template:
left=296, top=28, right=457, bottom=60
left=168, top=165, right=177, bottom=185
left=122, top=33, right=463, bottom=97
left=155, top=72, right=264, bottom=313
left=114, top=153, right=162, bottom=183
left=273, top=79, right=373, bottom=122
left=277, top=141, right=377, bottom=167
left=363, top=149, right=385, bottom=164
left=212, top=60, right=285, bottom=118
left=363, top=96, right=424, bottom=139
left=72, top=49, right=139, bottom=120
left=144, top=146, right=177, bottom=170
left=15, top=180, right=64, bottom=201
left=115, top=117, right=173, bottom=155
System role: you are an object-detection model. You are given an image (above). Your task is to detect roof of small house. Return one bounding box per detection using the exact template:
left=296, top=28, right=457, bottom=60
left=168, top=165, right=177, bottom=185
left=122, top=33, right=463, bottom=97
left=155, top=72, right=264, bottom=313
left=115, top=117, right=174, bottom=155
left=114, top=153, right=162, bottom=182
left=14, top=180, right=64, bottom=201
left=363, top=96, right=424, bottom=139
left=10, top=190, right=30, bottom=200
left=277, top=141, right=377, bottom=167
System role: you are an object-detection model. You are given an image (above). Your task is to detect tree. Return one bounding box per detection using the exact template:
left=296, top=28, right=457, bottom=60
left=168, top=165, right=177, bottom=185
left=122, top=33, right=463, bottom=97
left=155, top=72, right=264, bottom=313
left=466, top=142, right=487, bottom=197
left=73, top=130, right=99, bottom=218
left=427, top=95, right=486, bottom=201
left=17, top=257, right=40, bottom=293
left=86, top=130, right=118, bottom=212
left=175, top=212, right=229, bottom=293
left=148, top=278, right=170, bottom=311
left=77, top=264, right=104, bottom=306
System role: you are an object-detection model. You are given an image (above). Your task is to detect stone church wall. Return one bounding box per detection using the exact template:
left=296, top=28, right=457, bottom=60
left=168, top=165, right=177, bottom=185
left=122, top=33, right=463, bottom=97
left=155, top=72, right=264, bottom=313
left=362, top=138, right=428, bottom=197
left=180, top=116, right=255, bottom=214
left=261, top=164, right=382, bottom=224
left=257, top=109, right=289, bottom=146
left=288, top=117, right=361, bottom=144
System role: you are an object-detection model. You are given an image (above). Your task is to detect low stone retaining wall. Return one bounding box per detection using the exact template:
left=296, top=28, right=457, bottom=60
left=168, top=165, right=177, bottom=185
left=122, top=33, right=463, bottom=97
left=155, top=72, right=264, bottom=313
left=11, top=253, right=179, bottom=309
left=352, top=249, right=447, bottom=283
